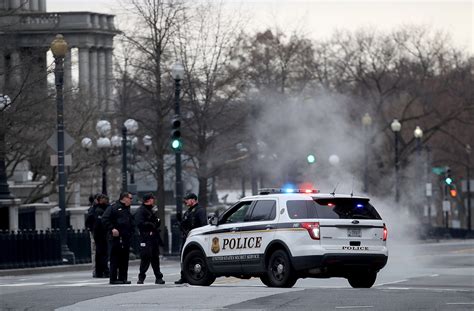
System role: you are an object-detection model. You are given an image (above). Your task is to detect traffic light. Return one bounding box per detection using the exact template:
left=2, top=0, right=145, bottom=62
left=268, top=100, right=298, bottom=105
left=444, top=167, right=452, bottom=185
left=307, top=154, right=316, bottom=164
left=449, top=186, right=457, bottom=198
left=171, top=116, right=182, bottom=150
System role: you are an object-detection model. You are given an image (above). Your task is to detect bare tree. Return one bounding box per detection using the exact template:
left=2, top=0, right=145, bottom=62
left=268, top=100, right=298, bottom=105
left=175, top=0, right=248, bottom=207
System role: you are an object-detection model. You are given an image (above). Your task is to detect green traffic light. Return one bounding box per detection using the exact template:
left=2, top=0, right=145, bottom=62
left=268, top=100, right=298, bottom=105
left=445, top=177, right=453, bottom=185
left=171, top=139, right=181, bottom=149
left=307, top=154, right=316, bottom=164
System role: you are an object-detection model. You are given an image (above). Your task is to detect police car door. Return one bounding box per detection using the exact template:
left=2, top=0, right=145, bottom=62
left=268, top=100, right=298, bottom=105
left=238, top=199, right=278, bottom=273
left=207, top=200, right=253, bottom=275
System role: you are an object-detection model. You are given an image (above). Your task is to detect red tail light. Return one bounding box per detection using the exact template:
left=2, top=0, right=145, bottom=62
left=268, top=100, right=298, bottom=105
left=383, top=223, right=388, bottom=241
left=301, top=222, right=320, bottom=240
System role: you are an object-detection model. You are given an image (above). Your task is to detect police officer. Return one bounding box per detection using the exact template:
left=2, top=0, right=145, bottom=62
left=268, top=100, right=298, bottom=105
left=85, top=194, right=110, bottom=278
left=135, top=193, right=165, bottom=285
left=174, top=192, right=207, bottom=284
left=102, top=192, right=134, bottom=285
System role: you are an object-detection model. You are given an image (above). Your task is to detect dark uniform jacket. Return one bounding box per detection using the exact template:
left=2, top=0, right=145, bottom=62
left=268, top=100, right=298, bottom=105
left=134, top=204, right=163, bottom=245
left=85, top=203, right=108, bottom=239
left=180, top=203, right=207, bottom=237
left=102, top=201, right=135, bottom=241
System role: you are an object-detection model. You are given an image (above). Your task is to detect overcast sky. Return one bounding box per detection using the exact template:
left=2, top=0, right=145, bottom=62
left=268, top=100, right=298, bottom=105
left=47, top=0, right=472, bottom=53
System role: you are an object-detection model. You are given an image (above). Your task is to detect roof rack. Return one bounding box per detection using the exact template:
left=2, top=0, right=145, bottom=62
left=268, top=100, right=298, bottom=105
left=258, top=188, right=320, bottom=195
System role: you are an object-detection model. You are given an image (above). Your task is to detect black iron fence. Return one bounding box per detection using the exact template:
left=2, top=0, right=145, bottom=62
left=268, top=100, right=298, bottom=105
left=0, top=229, right=90, bottom=269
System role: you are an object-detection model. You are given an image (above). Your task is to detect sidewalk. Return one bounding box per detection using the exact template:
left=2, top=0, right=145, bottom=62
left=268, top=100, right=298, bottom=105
left=0, top=256, right=180, bottom=277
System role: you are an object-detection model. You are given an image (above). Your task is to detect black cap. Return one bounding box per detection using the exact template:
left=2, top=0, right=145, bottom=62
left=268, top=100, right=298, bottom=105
left=142, top=193, right=155, bottom=202
left=183, top=193, right=197, bottom=200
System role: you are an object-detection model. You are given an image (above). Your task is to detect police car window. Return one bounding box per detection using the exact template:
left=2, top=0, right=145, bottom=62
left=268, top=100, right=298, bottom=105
left=313, top=199, right=381, bottom=220
left=287, top=200, right=318, bottom=219
left=223, top=201, right=253, bottom=223
left=248, top=200, right=276, bottom=221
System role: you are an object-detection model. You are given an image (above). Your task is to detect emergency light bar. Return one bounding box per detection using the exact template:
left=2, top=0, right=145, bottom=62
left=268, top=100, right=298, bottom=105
left=259, top=188, right=320, bottom=195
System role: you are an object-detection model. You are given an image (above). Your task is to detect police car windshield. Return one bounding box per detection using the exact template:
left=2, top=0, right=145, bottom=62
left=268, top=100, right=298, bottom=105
left=287, top=198, right=381, bottom=220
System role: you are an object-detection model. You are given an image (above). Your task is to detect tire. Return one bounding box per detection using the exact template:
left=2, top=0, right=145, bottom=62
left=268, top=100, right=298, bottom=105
left=182, top=250, right=216, bottom=286
left=265, top=250, right=297, bottom=288
left=260, top=275, right=271, bottom=286
left=347, top=271, right=377, bottom=288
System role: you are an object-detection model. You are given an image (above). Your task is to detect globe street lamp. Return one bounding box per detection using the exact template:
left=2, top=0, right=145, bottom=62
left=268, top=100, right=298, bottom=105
left=391, top=118, right=402, bottom=203
left=82, top=120, right=120, bottom=195
left=51, top=34, right=75, bottom=264
left=414, top=126, right=424, bottom=216
left=362, top=113, right=372, bottom=193
left=0, top=94, right=13, bottom=201
left=121, top=118, right=138, bottom=192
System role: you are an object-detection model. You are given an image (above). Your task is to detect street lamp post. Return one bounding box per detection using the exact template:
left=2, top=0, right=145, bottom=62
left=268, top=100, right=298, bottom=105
left=466, top=144, right=472, bottom=231
left=122, top=119, right=139, bottom=194
left=414, top=126, right=424, bottom=217
left=51, top=34, right=75, bottom=264
left=362, top=113, right=372, bottom=193
left=0, top=94, right=13, bottom=201
left=391, top=118, right=402, bottom=203
left=171, top=62, right=184, bottom=218
left=82, top=120, right=119, bottom=195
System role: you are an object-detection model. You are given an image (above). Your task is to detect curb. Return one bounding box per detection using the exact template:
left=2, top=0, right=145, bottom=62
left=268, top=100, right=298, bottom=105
left=0, top=256, right=181, bottom=277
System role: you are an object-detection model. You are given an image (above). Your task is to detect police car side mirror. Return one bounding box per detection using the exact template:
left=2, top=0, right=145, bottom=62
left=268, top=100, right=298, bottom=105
left=208, top=213, right=219, bottom=226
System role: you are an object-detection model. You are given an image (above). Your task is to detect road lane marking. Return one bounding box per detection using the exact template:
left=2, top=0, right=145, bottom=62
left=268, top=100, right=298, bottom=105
left=376, top=279, right=407, bottom=286
left=446, top=302, right=474, bottom=305
left=385, top=287, right=472, bottom=292
left=0, top=282, right=46, bottom=286
left=336, top=306, right=373, bottom=309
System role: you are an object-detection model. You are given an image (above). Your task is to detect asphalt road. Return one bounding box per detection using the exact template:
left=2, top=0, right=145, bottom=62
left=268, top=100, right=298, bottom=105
left=0, top=239, right=473, bottom=310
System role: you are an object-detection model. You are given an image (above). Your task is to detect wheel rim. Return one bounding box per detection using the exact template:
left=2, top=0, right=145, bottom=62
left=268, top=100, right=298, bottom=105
left=271, top=256, right=286, bottom=281
left=187, top=257, right=205, bottom=281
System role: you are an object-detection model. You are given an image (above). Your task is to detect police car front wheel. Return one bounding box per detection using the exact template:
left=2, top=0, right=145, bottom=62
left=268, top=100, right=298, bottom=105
left=183, top=250, right=216, bottom=286
left=266, top=250, right=297, bottom=288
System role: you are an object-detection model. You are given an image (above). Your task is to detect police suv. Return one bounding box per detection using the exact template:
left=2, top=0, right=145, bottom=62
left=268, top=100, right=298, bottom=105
left=180, top=188, right=388, bottom=288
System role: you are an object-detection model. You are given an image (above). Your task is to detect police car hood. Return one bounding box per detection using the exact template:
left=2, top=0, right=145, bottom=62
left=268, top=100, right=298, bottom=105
left=188, top=225, right=212, bottom=236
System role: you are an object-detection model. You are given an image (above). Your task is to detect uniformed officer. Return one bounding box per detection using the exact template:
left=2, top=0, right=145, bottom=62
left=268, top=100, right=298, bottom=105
left=174, top=192, right=207, bottom=284
left=102, top=192, right=135, bottom=285
left=135, top=193, right=165, bottom=285
left=85, top=194, right=110, bottom=278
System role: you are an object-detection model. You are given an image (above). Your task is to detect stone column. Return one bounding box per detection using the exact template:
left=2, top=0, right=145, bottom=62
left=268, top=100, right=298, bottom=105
left=98, top=48, right=106, bottom=111
left=9, top=0, right=21, bottom=10
left=105, top=48, right=113, bottom=112
left=30, top=0, right=39, bottom=11
left=9, top=204, right=19, bottom=231
left=78, top=47, right=90, bottom=96
left=68, top=207, right=88, bottom=230
left=22, top=0, right=29, bottom=10
left=10, top=50, right=21, bottom=88
left=64, top=50, right=72, bottom=92
left=89, top=48, right=98, bottom=106
left=38, top=0, right=46, bottom=12
left=0, top=52, right=5, bottom=93
left=38, top=48, right=48, bottom=96
left=34, top=203, right=54, bottom=231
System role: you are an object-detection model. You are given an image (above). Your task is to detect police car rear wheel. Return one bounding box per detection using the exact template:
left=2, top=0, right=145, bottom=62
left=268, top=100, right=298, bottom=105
left=266, top=250, right=297, bottom=288
left=183, top=250, right=216, bottom=286
left=347, top=271, right=377, bottom=288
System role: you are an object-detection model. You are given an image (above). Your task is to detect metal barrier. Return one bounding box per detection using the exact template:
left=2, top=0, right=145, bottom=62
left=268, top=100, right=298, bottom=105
left=0, top=229, right=88, bottom=269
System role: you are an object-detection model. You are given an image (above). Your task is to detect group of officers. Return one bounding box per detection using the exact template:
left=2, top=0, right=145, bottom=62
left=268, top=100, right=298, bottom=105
left=85, top=191, right=207, bottom=285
